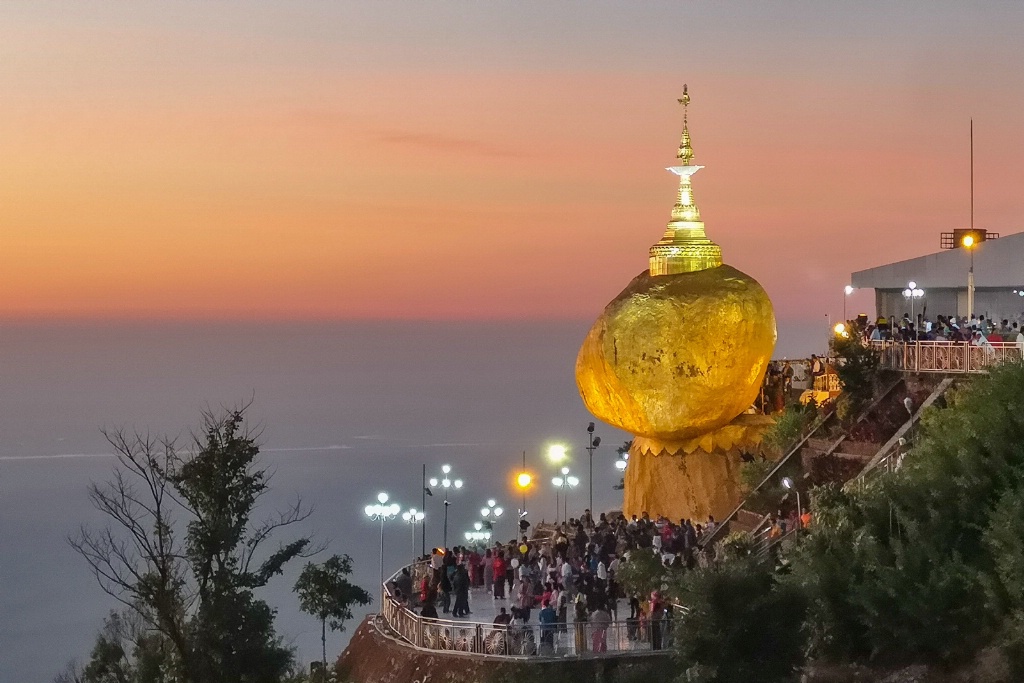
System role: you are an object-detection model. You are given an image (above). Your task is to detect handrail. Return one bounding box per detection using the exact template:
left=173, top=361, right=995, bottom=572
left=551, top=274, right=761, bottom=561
left=377, top=561, right=677, bottom=659
left=870, top=339, right=1023, bottom=373
left=700, top=407, right=834, bottom=548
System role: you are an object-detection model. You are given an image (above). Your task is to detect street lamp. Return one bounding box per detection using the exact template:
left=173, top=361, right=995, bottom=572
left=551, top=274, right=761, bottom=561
left=781, top=477, right=801, bottom=531
left=427, top=464, right=463, bottom=550
left=585, top=423, right=602, bottom=513
left=515, top=471, right=532, bottom=519
left=962, top=234, right=976, bottom=319
left=364, top=492, right=401, bottom=592
left=901, top=282, right=924, bottom=333
left=551, top=466, right=580, bottom=524
left=401, top=508, right=425, bottom=566
left=547, top=444, right=568, bottom=464
left=843, top=285, right=854, bottom=323
left=480, top=499, right=504, bottom=539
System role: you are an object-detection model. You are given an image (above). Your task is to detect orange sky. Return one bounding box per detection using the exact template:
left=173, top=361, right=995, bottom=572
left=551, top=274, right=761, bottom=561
left=3, top=3, right=1023, bottom=322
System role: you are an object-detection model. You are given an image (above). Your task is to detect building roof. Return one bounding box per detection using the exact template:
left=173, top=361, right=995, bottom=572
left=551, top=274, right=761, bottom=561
left=851, top=231, right=1024, bottom=290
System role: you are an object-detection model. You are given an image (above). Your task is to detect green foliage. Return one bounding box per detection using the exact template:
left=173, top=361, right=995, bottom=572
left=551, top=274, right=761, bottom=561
left=790, top=362, right=1024, bottom=666
left=761, top=404, right=810, bottom=457
left=673, top=558, right=807, bottom=683
left=739, top=459, right=785, bottom=515
left=830, top=336, right=880, bottom=412
left=615, top=549, right=670, bottom=598
left=71, top=407, right=312, bottom=683
left=294, top=555, right=373, bottom=672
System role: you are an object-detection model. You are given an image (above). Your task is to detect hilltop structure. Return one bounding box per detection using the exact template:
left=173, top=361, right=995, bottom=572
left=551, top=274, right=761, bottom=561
left=852, top=230, right=1024, bottom=322
left=575, top=87, right=777, bottom=521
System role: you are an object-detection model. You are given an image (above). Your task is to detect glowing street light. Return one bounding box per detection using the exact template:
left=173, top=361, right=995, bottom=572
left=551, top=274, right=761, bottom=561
left=427, top=464, right=463, bottom=549
left=551, top=466, right=580, bottom=524
left=480, top=499, right=504, bottom=539
left=962, top=234, right=976, bottom=319
left=515, top=471, right=532, bottom=519
left=781, top=477, right=802, bottom=531
left=843, top=285, right=854, bottom=323
left=364, top=492, right=401, bottom=590
left=902, top=283, right=925, bottom=332
left=547, top=444, right=568, bottom=464
left=401, top=508, right=425, bottom=565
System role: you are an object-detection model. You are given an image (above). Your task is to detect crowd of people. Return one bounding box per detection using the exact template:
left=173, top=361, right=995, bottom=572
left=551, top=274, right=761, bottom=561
left=387, top=510, right=719, bottom=654
left=862, top=313, right=1024, bottom=349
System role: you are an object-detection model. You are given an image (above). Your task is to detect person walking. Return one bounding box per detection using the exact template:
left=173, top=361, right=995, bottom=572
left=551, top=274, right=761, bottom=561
left=492, top=551, right=506, bottom=599
left=483, top=548, right=494, bottom=594
left=452, top=564, right=471, bottom=617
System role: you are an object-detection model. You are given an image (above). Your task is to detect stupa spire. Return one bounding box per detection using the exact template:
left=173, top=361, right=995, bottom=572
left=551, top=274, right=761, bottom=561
left=649, top=85, right=723, bottom=276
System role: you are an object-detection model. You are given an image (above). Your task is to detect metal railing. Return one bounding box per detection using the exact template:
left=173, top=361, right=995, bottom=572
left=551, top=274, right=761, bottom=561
left=871, top=340, right=1022, bottom=373
left=377, top=564, right=676, bottom=659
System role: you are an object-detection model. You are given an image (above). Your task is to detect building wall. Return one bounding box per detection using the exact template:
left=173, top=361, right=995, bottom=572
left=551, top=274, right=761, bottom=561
left=875, top=287, right=1024, bottom=323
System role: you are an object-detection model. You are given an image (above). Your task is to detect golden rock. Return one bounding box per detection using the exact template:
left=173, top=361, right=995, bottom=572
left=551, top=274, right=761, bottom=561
left=575, top=265, right=776, bottom=442
left=621, top=415, right=775, bottom=521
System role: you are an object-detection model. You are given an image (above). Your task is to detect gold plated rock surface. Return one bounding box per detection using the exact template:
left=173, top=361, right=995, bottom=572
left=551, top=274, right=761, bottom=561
left=575, top=265, right=776, bottom=442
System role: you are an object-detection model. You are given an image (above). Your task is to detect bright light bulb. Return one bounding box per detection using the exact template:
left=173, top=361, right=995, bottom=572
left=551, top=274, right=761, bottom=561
left=377, top=492, right=388, bottom=504
left=615, top=460, right=627, bottom=471
left=454, top=479, right=463, bottom=489
left=963, top=235, right=974, bottom=248
left=552, top=477, right=564, bottom=487
left=517, top=472, right=532, bottom=488
left=561, top=466, right=569, bottom=475
left=908, top=281, right=917, bottom=290
left=494, top=507, right=503, bottom=517
left=402, top=511, right=411, bottom=521
left=487, top=499, right=496, bottom=507
left=428, top=478, right=438, bottom=487
left=442, top=478, right=451, bottom=488
left=473, top=521, right=482, bottom=530
left=389, top=503, right=400, bottom=515
left=417, top=512, right=425, bottom=521
left=481, top=508, right=489, bottom=517
left=567, top=476, right=579, bottom=487
left=442, top=464, right=451, bottom=474
left=547, top=444, right=567, bottom=462
left=844, top=285, right=854, bottom=295
left=364, top=505, right=375, bottom=517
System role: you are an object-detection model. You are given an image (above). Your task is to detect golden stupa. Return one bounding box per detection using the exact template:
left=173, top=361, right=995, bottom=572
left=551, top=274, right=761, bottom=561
left=575, top=86, right=777, bottom=521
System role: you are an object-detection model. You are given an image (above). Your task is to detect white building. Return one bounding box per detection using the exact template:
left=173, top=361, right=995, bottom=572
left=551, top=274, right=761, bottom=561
left=851, top=231, right=1024, bottom=323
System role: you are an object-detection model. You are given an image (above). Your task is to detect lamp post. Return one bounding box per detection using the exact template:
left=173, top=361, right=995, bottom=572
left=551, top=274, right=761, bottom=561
left=781, top=477, right=801, bottom=531
left=427, top=464, right=463, bottom=550
left=843, top=285, right=854, bottom=323
left=364, top=492, right=401, bottom=592
left=585, top=423, right=602, bottom=513
left=962, top=234, right=976, bottom=319
left=551, top=467, right=580, bottom=525
left=902, top=282, right=924, bottom=334
left=401, top=508, right=424, bottom=566
left=480, top=499, right=503, bottom=541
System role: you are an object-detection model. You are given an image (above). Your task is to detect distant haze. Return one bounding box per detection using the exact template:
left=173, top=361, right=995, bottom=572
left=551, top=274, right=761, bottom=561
left=0, top=319, right=819, bottom=680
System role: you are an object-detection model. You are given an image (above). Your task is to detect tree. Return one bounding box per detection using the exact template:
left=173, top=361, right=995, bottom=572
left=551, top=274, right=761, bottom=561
left=70, top=407, right=315, bottom=683
left=615, top=550, right=671, bottom=599
left=673, top=558, right=807, bottom=683
left=294, top=555, right=373, bottom=675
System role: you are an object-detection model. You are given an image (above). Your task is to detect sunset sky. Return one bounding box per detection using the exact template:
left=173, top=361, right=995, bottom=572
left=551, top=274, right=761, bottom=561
left=3, top=2, right=1023, bottom=323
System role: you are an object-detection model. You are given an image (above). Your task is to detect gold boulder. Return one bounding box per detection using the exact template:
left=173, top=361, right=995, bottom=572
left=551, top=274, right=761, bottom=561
left=575, top=264, right=776, bottom=442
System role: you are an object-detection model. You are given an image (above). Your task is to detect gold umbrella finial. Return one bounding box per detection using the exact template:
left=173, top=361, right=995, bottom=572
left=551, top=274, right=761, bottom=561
left=649, top=85, right=722, bottom=275
left=677, top=85, right=693, bottom=164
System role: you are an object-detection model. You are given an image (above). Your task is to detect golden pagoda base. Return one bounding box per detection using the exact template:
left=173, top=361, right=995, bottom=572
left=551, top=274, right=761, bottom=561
left=622, top=413, right=774, bottom=523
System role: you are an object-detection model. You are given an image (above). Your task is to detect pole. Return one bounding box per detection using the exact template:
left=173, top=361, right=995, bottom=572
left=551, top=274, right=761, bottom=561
left=555, top=487, right=560, bottom=524
left=379, top=517, right=385, bottom=593
left=970, top=118, right=974, bottom=231
left=796, top=491, right=802, bottom=531
left=421, top=464, right=426, bottom=557
left=410, top=521, right=416, bottom=566
left=587, top=431, right=594, bottom=513
left=522, top=450, right=527, bottom=521
left=443, top=490, right=449, bottom=550
left=968, top=249, right=975, bottom=320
